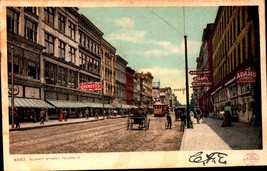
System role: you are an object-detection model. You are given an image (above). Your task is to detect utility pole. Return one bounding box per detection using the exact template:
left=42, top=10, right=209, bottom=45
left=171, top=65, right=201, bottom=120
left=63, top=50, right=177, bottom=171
left=11, top=45, right=14, bottom=128
left=102, top=79, right=105, bottom=119
left=184, top=35, right=191, bottom=128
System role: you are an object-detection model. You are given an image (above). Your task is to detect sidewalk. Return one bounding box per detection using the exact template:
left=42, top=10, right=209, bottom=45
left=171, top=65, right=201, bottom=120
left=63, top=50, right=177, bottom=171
left=9, top=115, right=126, bottom=131
left=180, top=115, right=262, bottom=150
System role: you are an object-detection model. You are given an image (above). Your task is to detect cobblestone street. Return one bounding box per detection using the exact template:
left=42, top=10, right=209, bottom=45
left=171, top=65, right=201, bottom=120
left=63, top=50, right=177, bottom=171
left=10, top=113, right=183, bottom=154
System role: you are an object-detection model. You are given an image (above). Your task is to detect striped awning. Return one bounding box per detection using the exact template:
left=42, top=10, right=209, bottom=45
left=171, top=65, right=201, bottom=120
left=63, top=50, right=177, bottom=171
left=83, top=102, right=104, bottom=108
left=104, top=104, right=115, bottom=108
left=9, top=97, right=55, bottom=108
left=46, top=99, right=87, bottom=108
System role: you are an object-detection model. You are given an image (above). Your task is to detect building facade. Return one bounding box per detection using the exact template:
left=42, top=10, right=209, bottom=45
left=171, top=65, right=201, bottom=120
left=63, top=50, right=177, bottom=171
left=7, top=7, right=118, bottom=122
left=114, top=55, right=128, bottom=107
left=125, top=66, right=135, bottom=105
left=210, top=6, right=261, bottom=123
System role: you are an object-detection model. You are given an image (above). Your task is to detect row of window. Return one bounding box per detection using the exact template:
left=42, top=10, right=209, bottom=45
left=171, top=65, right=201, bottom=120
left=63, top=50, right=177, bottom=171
left=79, top=31, right=100, bottom=56
left=79, top=51, right=100, bottom=74
left=213, top=29, right=252, bottom=84
left=45, top=62, right=100, bottom=91
left=7, top=8, right=77, bottom=42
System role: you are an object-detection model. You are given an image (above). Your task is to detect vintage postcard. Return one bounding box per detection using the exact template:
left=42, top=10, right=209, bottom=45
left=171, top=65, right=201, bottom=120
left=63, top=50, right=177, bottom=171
left=1, top=0, right=266, bottom=170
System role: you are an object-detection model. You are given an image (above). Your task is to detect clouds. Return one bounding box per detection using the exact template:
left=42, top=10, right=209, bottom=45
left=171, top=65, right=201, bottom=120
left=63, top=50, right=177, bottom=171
left=107, top=17, right=201, bottom=58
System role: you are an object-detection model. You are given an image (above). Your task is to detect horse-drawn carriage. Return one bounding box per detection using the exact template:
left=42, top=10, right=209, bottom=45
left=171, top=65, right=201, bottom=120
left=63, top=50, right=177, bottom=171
left=126, top=109, right=150, bottom=131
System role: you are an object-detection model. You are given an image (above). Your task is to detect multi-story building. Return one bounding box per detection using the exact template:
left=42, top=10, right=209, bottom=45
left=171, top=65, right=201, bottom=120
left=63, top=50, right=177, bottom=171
left=100, top=38, right=116, bottom=107
left=160, top=87, right=172, bottom=107
left=7, top=7, right=118, bottom=122
left=7, top=7, right=55, bottom=122
left=144, top=72, right=153, bottom=107
left=125, top=66, right=135, bottom=105
left=195, top=23, right=214, bottom=113
left=114, top=55, right=128, bottom=108
left=210, top=6, right=261, bottom=123
left=133, top=73, right=141, bottom=107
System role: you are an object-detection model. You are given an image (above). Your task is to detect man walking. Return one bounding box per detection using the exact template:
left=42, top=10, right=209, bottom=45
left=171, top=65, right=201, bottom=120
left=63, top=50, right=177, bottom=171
left=40, top=108, right=45, bottom=125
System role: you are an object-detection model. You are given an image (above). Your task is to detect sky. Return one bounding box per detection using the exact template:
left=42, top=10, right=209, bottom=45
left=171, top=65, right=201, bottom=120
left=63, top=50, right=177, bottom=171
left=78, top=6, right=219, bottom=104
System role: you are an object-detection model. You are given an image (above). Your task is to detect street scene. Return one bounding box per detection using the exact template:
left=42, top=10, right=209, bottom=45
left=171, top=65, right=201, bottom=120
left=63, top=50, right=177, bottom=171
left=1, top=0, right=266, bottom=170
left=10, top=112, right=183, bottom=154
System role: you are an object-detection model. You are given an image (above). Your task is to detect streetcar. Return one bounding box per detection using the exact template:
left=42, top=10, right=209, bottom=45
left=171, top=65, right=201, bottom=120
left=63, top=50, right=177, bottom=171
left=153, top=101, right=167, bottom=117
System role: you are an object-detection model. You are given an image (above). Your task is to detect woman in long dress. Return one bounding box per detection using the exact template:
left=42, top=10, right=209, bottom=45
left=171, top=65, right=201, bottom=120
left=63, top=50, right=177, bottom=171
left=221, top=102, right=232, bottom=127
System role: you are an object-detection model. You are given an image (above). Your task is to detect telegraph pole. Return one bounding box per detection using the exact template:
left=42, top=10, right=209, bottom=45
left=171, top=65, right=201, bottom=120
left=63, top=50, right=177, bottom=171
left=11, top=45, right=14, bottom=128
left=184, top=35, right=191, bottom=128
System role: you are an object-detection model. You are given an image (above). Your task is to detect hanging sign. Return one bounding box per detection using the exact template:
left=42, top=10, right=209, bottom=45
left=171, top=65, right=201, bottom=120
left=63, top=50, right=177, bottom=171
left=189, top=70, right=211, bottom=75
left=80, top=82, right=102, bottom=91
left=235, top=70, right=257, bottom=84
left=193, top=76, right=210, bottom=81
left=191, top=81, right=212, bottom=87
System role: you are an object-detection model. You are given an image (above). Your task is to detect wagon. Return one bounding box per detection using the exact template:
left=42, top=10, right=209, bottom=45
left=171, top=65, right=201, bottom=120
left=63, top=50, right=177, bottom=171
left=126, top=114, right=150, bottom=131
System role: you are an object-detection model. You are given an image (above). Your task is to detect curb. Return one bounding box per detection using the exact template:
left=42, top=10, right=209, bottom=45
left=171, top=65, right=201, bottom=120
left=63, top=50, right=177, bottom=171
left=9, top=118, right=105, bottom=131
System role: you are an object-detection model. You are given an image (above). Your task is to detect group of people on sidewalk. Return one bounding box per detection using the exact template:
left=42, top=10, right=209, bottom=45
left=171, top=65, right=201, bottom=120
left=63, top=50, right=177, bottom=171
left=13, top=108, right=46, bottom=128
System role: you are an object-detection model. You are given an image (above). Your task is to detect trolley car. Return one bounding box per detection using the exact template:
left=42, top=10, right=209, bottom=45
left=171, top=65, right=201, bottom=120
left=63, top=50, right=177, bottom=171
left=153, top=102, right=167, bottom=117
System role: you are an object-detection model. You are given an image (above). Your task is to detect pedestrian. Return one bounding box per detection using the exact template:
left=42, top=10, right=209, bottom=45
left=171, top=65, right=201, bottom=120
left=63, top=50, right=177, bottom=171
left=180, top=111, right=186, bottom=127
left=40, top=108, right=45, bottom=125
left=63, top=108, right=68, bottom=121
left=196, top=109, right=201, bottom=124
left=14, top=108, right=20, bottom=128
left=85, top=108, right=89, bottom=119
left=32, top=109, right=37, bottom=123
left=221, top=101, right=232, bottom=127
left=58, top=109, right=63, bottom=122
left=166, top=112, right=172, bottom=129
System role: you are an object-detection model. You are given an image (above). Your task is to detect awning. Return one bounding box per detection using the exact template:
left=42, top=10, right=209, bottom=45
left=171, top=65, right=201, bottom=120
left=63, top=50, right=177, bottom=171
left=104, top=104, right=114, bottom=108
left=9, top=97, right=55, bottom=108
left=46, top=99, right=87, bottom=108
left=83, top=102, right=104, bottom=108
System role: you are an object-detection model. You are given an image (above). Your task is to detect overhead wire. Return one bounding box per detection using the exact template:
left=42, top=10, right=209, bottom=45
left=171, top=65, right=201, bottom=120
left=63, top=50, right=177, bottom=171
left=146, top=7, right=184, bottom=37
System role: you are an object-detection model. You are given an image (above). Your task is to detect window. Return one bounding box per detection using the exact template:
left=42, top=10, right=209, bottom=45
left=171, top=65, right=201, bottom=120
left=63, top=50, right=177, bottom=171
left=57, top=66, right=67, bottom=87
left=58, top=40, right=65, bottom=59
left=7, top=8, right=19, bottom=34
left=58, top=13, right=65, bottom=33
left=68, top=21, right=75, bottom=39
left=25, top=7, right=37, bottom=15
left=44, top=7, right=54, bottom=26
left=68, top=70, right=77, bottom=88
left=45, top=62, right=56, bottom=84
left=25, top=18, right=37, bottom=42
left=44, top=33, right=54, bottom=55
left=28, top=60, right=38, bottom=79
left=69, top=46, right=76, bottom=64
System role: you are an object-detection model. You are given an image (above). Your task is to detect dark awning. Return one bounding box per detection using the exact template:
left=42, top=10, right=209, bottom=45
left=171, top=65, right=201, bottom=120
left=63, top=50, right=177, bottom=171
left=46, top=99, right=87, bottom=108
left=8, top=97, right=55, bottom=108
